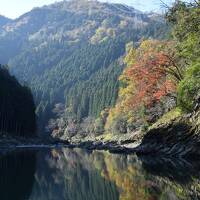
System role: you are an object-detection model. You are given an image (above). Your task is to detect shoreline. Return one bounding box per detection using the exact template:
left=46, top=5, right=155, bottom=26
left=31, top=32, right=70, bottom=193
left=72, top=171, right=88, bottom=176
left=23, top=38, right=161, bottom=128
left=0, top=136, right=199, bottom=159
left=0, top=104, right=199, bottom=158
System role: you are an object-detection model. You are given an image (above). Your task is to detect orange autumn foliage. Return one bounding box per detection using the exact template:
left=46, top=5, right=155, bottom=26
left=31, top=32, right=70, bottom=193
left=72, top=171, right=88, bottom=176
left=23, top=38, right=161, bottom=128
left=124, top=40, right=177, bottom=109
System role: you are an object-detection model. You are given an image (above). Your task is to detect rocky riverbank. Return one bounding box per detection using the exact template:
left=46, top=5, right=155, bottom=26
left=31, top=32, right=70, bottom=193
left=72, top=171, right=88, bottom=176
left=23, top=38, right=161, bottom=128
left=0, top=101, right=199, bottom=158
left=135, top=98, right=200, bottom=157
left=65, top=100, right=200, bottom=158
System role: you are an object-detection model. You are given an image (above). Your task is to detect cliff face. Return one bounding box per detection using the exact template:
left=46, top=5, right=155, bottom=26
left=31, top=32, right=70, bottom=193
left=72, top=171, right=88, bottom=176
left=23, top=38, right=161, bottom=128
left=135, top=97, right=200, bottom=157
left=192, top=95, right=200, bottom=134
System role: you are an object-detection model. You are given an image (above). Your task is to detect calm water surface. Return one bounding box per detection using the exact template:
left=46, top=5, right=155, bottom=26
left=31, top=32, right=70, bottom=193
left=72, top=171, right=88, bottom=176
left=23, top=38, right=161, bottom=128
left=0, top=148, right=200, bottom=200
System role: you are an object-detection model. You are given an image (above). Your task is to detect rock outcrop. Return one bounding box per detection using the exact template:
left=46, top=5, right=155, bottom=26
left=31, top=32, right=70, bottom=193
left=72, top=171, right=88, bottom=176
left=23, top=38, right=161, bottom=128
left=135, top=97, right=200, bottom=158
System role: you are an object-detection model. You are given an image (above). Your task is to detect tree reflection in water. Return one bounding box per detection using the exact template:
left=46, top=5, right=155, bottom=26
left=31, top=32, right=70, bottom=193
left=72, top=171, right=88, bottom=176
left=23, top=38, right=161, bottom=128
left=1, top=148, right=200, bottom=200
left=0, top=150, right=36, bottom=200
left=31, top=148, right=200, bottom=200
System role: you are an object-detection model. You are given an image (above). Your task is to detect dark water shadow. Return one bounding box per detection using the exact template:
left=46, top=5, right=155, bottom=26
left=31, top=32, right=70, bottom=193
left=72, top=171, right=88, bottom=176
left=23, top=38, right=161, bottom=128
left=0, top=150, right=37, bottom=200
left=140, top=155, right=200, bottom=184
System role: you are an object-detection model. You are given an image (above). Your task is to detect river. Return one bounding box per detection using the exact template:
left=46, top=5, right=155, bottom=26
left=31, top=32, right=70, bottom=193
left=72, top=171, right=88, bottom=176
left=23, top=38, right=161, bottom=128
left=0, top=148, right=199, bottom=200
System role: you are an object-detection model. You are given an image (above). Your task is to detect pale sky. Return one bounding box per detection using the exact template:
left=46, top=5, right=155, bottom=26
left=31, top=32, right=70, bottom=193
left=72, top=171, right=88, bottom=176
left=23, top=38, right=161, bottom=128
left=0, top=0, right=179, bottom=19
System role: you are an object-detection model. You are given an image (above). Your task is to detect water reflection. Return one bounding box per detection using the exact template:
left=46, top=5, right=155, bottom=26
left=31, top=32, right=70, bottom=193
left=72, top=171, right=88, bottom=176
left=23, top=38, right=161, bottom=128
left=30, top=149, right=119, bottom=200
left=1, top=148, right=200, bottom=200
left=0, top=150, right=36, bottom=200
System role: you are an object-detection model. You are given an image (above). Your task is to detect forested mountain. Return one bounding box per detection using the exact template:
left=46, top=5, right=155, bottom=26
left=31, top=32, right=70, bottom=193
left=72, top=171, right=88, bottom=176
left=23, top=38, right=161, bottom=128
left=0, top=0, right=169, bottom=134
left=0, top=65, right=36, bottom=137
left=104, top=0, right=200, bottom=136
left=0, top=15, right=11, bottom=28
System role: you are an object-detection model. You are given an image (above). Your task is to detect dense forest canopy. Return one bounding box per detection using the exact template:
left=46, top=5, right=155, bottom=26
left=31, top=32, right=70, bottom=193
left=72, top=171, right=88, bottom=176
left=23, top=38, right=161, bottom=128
left=0, top=65, right=36, bottom=137
left=105, top=0, right=200, bottom=135
left=0, top=0, right=169, bottom=135
left=1, top=0, right=198, bottom=139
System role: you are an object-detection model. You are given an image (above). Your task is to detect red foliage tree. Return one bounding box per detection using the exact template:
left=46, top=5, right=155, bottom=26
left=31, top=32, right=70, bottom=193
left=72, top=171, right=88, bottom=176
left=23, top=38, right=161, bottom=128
left=124, top=40, right=178, bottom=109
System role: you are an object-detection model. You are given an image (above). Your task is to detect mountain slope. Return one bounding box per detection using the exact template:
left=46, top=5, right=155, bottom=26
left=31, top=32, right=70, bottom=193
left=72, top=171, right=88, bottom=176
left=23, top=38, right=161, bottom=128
left=0, top=0, right=169, bottom=133
left=0, top=65, right=36, bottom=136
left=0, top=15, right=11, bottom=28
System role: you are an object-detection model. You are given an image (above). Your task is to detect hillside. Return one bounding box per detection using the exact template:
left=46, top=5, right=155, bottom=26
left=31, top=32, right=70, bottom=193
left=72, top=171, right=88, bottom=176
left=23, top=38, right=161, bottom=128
left=0, top=15, right=11, bottom=28
left=0, top=0, right=169, bottom=134
left=61, top=0, right=200, bottom=158
left=0, top=65, right=36, bottom=137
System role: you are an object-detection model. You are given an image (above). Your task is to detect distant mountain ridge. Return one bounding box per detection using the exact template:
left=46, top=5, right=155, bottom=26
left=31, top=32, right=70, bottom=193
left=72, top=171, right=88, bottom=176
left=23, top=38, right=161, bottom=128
left=0, top=0, right=169, bottom=132
left=0, top=0, right=164, bottom=56
left=0, top=15, right=12, bottom=28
